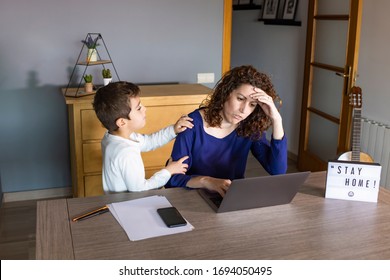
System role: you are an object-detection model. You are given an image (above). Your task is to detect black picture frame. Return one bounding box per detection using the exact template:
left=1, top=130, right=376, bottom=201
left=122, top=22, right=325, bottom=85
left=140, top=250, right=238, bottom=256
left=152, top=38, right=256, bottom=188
left=252, top=0, right=264, bottom=6
left=282, top=0, right=298, bottom=20
left=236, top=0, right=251, bottom=5
left=262, top=0, right=279, bottom=20
left=256, top=0, right=265, bottom=20
left=234, top=0, right=264, bottom=11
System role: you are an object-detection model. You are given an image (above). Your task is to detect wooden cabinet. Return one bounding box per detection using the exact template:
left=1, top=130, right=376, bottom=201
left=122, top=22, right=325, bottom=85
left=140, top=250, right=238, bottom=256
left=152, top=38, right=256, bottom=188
left=64, top=84, right=211, bottom=197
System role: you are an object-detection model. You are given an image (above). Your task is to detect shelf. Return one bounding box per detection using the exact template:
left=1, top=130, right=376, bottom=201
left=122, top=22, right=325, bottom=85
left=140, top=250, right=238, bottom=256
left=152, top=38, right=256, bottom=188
left=261, top=19, right=302, bottom=26
left=64, top=33, right=120, bottom=98
left=233, top=4, right=262, bottom=10
left=77, top=60, right=112, bottom=66
left=62, top=88, right=96, bottom=98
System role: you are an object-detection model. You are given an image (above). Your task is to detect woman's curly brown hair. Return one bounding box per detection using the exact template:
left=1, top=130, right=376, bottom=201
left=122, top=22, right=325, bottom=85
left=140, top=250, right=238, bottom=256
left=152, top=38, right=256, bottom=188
left=201, top=65, right=279, bottom=140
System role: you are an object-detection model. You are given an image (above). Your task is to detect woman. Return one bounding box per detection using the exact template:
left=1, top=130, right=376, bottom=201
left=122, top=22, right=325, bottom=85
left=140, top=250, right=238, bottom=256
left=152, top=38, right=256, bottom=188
left=166, top=65, right=287, bottom=196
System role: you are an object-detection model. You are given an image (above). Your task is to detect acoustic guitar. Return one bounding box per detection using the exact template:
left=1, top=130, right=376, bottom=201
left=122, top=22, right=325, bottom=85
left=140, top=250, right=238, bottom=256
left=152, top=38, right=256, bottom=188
left=338, top=86, right=374, bottom=162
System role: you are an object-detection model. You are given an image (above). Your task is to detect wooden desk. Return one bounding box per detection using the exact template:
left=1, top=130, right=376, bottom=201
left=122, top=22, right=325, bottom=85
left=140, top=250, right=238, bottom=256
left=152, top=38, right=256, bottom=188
left=36, top=172, right=390, bottom=259
left=64, top=84, right=210, bottom=197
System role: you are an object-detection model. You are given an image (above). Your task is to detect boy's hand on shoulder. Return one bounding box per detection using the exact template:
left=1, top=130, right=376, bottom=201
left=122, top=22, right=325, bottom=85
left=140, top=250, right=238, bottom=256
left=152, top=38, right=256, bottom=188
left=165, top=156, right=189, bottom=175
left=174, top=115, right=194, bottom=134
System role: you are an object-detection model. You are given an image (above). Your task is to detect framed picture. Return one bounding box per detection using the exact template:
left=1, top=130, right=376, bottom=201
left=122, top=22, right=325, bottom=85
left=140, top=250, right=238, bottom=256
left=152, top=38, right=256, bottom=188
left=282, top=0, right=299, bottom=20
left=276, top=0, right=285, bottom=19
left=254, top=0, right=265, bottom=20
left=252, top=0, right=264, bottom=5
left=262, top=0, right=279, bottom=19
left=237, top=0, right=251, bottom=4
left=233, top=0, right=251, bottom=7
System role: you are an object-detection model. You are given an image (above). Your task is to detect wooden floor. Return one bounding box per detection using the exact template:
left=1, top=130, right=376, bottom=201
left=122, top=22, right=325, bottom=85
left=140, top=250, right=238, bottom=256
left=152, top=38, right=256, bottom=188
left=0, top=157, right=298, bottom=260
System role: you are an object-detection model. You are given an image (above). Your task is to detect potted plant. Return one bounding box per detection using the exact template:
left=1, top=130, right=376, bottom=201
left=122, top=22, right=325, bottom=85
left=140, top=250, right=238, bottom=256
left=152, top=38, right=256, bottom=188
left=82, top=37, right=100, bottom=62
left=102, top=68, right=112, bottom=86
left=83, top=74, right=93, bottom=93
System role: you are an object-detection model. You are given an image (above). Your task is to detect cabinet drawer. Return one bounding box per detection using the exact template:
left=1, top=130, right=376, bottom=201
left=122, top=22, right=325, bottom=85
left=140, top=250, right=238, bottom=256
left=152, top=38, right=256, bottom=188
left=83, top=143, right=102, bottom=173
left=84, top=175, right=104, bottom=197
left=139, top=104, right=197, bottom=171
left=141, top=142, right=174, bottom=169
left=81, top=109, right=106, bottom=140
left=145, top=167, right=164, bottom=179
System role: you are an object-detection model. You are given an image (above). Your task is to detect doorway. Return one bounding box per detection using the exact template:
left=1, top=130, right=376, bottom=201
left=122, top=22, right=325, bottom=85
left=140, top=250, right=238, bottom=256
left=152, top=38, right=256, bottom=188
left=297, top=0, right=363, bottom=171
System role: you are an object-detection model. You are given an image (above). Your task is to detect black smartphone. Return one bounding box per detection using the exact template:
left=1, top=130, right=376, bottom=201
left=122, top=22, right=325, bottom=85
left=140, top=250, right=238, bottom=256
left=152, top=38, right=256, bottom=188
left=157, top=207, right=187, bottom=228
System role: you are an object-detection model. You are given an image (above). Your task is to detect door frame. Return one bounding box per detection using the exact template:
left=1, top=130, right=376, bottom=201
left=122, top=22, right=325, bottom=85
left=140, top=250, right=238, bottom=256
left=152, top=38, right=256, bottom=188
left=222, top=0, right=232, bottom=74
left=297, top=0, right=363, bottom=171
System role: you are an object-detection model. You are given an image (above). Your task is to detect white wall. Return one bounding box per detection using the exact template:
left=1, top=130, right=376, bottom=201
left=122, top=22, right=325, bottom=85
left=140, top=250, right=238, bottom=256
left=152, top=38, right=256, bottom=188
left=358, top=0, right=390, bottom=125
left=231, top=0, right=309, bottom=156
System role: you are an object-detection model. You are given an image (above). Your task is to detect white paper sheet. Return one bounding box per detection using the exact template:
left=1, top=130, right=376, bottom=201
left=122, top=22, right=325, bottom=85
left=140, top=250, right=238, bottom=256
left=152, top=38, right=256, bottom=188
left=107, top=195, right=194, bottom=241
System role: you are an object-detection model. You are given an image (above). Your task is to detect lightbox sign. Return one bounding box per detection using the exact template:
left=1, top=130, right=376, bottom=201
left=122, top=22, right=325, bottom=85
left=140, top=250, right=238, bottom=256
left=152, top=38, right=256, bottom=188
left=325, top=160, right=382, bottom=203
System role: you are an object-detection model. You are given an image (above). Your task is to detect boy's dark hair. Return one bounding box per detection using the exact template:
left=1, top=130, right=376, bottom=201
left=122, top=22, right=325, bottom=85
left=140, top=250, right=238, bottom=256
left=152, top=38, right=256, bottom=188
left=93, top=81, right=140, bottom=132
left=201, top=65, right=279, bottom=140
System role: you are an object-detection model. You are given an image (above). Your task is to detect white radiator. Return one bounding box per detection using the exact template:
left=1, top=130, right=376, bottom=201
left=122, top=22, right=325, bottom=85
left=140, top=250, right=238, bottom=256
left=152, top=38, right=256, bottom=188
left=361, top=118, right=390, bottom=189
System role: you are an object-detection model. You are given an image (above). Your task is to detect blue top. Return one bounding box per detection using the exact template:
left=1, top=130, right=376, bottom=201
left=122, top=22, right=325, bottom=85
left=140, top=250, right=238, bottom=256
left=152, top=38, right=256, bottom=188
left=166, top=109, right=287, bottom=187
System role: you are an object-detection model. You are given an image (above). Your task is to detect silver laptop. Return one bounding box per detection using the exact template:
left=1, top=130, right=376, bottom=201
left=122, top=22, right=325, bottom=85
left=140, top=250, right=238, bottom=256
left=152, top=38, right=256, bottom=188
left=198, top=171, right=310, bottom=213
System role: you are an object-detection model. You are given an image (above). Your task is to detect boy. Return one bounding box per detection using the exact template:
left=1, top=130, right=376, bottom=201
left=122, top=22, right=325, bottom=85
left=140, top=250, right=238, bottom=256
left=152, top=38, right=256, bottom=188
left=93, top=81, right=193, bottom=193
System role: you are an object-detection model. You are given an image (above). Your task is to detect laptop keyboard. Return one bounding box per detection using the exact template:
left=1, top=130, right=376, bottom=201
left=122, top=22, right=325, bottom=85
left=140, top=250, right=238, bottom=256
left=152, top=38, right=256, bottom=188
left=209, top=195, right=223, bottom=207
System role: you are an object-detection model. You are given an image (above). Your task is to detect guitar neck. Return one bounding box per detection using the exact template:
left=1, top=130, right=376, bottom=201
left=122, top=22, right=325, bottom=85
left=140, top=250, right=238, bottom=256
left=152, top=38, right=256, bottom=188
left=351, top=108, right=362, bottom=161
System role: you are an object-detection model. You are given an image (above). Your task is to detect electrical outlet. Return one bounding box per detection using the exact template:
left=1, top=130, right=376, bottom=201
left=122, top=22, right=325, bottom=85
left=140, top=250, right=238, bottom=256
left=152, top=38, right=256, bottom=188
left=197, top=73, right=215, bottom=84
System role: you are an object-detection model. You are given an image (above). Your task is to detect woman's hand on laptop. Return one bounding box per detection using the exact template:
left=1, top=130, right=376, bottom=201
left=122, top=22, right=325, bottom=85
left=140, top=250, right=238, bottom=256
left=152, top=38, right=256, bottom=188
left=187, top=176, right=231, bottom=197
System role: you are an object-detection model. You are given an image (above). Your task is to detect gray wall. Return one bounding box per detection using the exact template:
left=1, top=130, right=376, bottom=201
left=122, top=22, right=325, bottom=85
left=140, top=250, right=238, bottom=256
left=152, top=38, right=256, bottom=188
left=0, top=0, right=224, bottom=193
left=3, top=0, right=388, bottom=195
left=0, top=172, right=2, bottom=205
left=231, top=0, right=309, bottom=156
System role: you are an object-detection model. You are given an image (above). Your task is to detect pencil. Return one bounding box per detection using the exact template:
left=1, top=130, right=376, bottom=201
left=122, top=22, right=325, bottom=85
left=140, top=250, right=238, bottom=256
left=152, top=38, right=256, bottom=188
left=72, top=205, right=109, bottom=222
